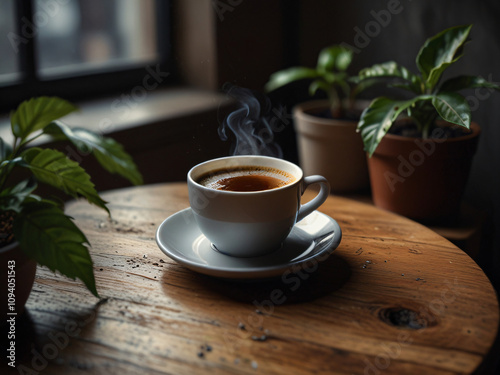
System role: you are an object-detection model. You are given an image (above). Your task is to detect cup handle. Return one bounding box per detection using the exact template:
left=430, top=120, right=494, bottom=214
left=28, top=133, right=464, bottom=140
left=296, top=176, right=330, bottom=222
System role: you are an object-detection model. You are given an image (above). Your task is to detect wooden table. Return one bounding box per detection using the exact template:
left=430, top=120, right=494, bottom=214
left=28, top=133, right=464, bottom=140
left=5, top=183, right=499, bottom=374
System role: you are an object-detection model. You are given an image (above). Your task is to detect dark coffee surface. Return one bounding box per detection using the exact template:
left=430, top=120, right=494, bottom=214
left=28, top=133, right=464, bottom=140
left=215, top=174, right=284, bottom=191
left=198, top=166, right=294, bottom=192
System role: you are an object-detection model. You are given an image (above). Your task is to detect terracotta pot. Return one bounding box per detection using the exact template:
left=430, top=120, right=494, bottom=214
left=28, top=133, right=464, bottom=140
left=1, top=241, right=37, bottom=317
left=367, top=122, right=480, bottom=223
left=293, top=100, right=370, bottom=193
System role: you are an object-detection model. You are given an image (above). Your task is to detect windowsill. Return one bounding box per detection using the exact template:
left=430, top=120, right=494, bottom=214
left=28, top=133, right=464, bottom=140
left=0, top=86, right=231, bottom=142
left=0, top=86, right=235, bottom=189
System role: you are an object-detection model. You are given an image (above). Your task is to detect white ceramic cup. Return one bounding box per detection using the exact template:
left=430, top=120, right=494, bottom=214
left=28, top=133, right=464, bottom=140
left=187, top=155, right=330, bottom=257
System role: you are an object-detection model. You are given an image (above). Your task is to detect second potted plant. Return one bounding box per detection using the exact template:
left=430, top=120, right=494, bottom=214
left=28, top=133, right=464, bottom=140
left=356, top=24, right=499, bottom=222
left=265, top=45, right=370, bottom=193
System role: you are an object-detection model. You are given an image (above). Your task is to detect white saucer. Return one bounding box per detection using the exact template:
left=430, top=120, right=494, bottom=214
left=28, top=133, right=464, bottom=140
left=155, top=208, right=342, bottom=279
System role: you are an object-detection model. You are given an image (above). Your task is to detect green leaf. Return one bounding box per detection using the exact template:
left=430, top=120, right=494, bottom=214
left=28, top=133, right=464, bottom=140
left=45, top=122, right=143, bottom=185
left=0, top=156, right=25, bottom=171
left=0, top=157, right=26, bottom=198
left=416, top=24, right=472, bottom=90
left=0, top=179, right=37, bottom=212
left=323, top=72, right=349, bottom=85
left=439, top=75, right=500, bottom=93
left=316, top=45, right=352, bottom=73
left=350, top=77, right=383, bottom=98
left=0, top=137, right=12, bottom=162
left=432, top=92, right=471, bottom=128
left=13, top=201, right=99, bottom=297
left=22, top=148, right=109, bottom=213
left=10, top=97, right=78, bottom=141
left=265, top=67, right=319, bottom=92
left=358, top=96, right=431, bottom=156
left=357, top=61, right=422, bottom=94
left=309, top=79, right=331, bottom=97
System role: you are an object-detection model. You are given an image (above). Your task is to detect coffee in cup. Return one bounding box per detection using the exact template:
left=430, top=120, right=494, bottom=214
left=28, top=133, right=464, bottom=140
left=197, top=166, right=295, bottom=192
left=187, top=155, right=330, bottom=257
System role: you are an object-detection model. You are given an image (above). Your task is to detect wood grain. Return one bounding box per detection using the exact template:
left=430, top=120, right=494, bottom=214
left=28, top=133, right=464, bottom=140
left=4, top=183, right=498, bottom=375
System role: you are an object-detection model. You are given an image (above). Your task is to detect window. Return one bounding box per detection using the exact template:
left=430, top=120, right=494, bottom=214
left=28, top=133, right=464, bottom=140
left=0, top=0, right=20, bottom=85
left=0, top=0, right=170, bottom=111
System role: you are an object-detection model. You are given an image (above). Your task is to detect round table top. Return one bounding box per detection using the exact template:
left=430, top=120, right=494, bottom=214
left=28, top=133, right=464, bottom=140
left=14, top=182, right=499, bottom=375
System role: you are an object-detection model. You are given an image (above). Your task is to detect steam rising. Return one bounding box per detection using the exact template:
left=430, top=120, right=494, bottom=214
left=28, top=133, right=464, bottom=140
left=219, top=84, right=283, bottom=158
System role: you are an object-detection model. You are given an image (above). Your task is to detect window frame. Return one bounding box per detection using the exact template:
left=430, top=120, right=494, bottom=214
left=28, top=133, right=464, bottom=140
left=0, top=0, right=173, bottom=112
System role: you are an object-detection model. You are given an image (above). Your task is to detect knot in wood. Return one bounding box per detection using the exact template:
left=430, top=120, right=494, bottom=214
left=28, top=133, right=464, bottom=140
left=378, top=306, right=437, bottom=330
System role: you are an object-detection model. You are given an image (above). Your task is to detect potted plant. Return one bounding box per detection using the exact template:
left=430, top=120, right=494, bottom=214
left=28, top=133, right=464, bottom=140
left=265, top=45, right=370, bottom=193
left=1, top=97, right=143, bottom=314
left=355, top=24, right=499, bottom=222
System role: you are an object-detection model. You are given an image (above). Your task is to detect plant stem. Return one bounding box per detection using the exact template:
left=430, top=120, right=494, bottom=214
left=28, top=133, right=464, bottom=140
left=329, top=88, right=342, bottom=118
left=0, top=137, right=18, bottom=192
left=20, top=133, right=43, bottom=149
left=11, top=137, right=19, bottom=156
left=0, top=162, right=13, bottom=193
left=422, top=123, right=429, bottom=139
left=412, top=116, right=424, bottom=136
left=421, top=113, right=437, bottom=139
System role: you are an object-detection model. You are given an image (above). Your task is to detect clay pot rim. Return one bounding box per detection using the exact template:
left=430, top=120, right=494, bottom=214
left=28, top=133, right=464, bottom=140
left=371, top=121, right=481, bottom=158
left=381, top=121, right=481, bottom=144
left=0, top=240, right=19, bottom=254
left=293, top=100, right=368, bottom=127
